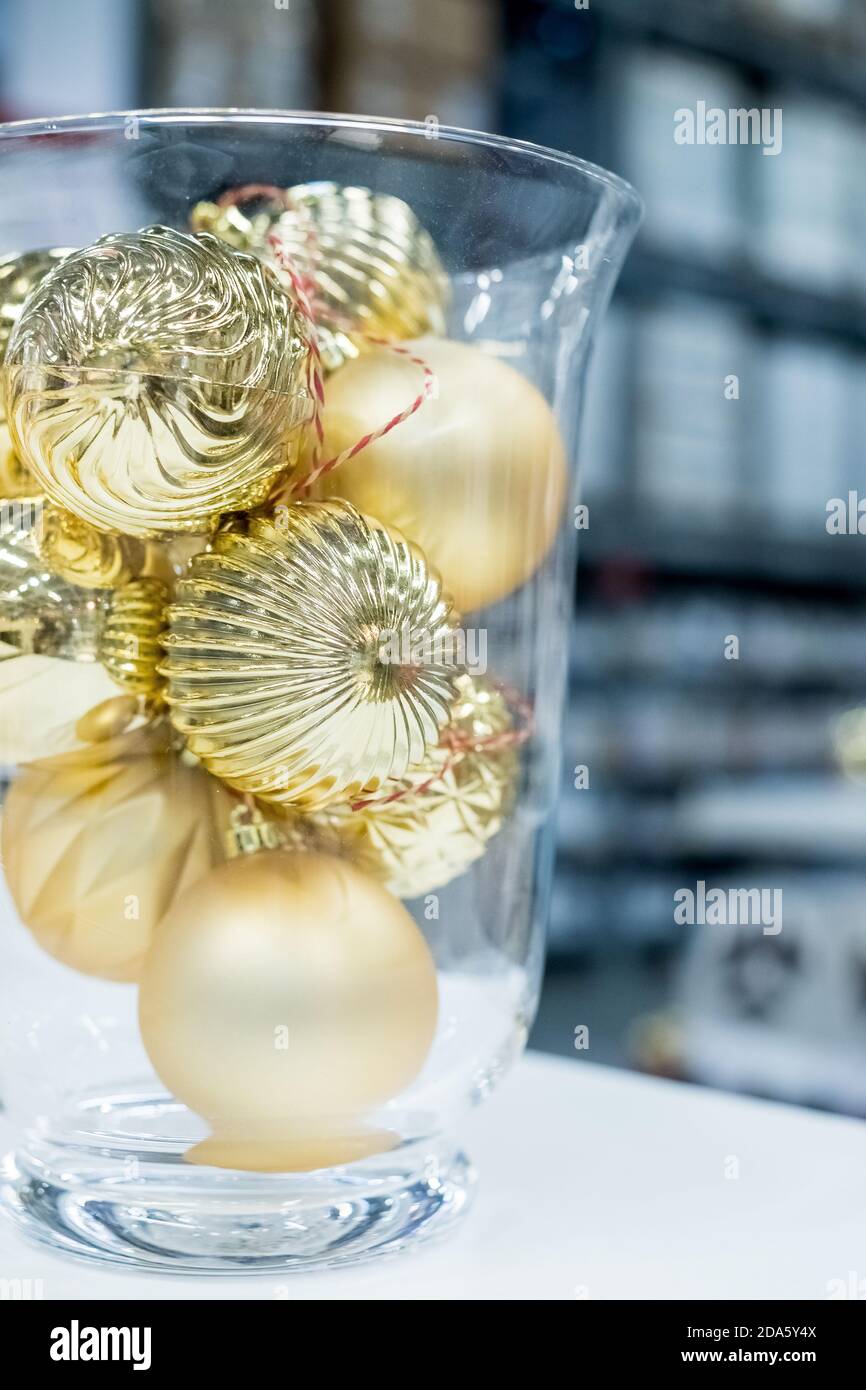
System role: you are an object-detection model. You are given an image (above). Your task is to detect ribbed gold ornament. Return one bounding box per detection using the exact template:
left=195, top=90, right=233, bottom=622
left=191, top=182, right=449, bottom=372
left=318, top=674, right=519, bottom=898
left=161, top=500, right=459, bottom=807
left=3, top=226, right=312, bottom=536
left=98, top=577, right=168, bottom=696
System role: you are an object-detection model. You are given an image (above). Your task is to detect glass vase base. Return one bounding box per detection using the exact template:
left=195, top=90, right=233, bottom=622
left=0, top=1097, right=475, bottom=1275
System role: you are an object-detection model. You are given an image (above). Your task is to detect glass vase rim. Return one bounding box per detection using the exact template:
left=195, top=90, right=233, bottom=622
left=0, top=107, right=644, bottom=222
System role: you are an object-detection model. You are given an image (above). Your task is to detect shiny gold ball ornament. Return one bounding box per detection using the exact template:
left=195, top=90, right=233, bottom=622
left=0, top=247, right=74, bottom=376
left=3, top=226, right=312, bottom=536
left=191, top=182, right=449, bottom=373
left=1, top=720, right=230, bottom=981
left=321, top=674, right=519, bottom=897
left=316, top=336, right=568, bottom=611
left=36, top=506, right=144, bottom=589
left=0, top=512, right=168, bottom=697
left=98, top=577, right=168, bottom=695
left=161, top=500, right=459, bottom=807
left=138, top=850, right=439, bottom=1172
left=0, top=422, right=38, bottom=498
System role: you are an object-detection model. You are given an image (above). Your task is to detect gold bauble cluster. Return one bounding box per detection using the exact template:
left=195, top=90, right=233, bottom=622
left=0, top=184, right=563, bottom=1173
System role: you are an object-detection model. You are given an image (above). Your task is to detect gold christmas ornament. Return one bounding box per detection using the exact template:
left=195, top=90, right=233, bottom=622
left=0, top=423, right=38, bottom=498
left=75, top=693, right=141, bottom=744
left=138, top=850, right=438, bottom=1172
left=191, top=182, right=449, bottom=373
left=36, top=506, right=144, bottom=589
left=1, top=720, right=231, bottom=981
left=161, top=500, right=459, bottom=807
left=0, top=514, right=168, bottom=696
left=320, top=674, right=519, bottom=898
left=97, top=577, right=168, bottom=695
left=3, top=226, right=312, bottom=537
left=315, top=336, right=568, bottom=611
left=0, top=248, right=74, bottom=379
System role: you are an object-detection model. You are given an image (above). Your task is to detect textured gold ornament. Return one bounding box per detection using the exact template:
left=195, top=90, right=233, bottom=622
left=98, top=577, right=168, bottom=695
left=0, top=512, right=167, bottom=695
left=319, top=674, right=519, bottom=898
left=316, top=336, right=568, bottom=611
left=4, top=226, right=312, bottom=537
left=0, top=248, right=74, bottom=383
left=191, top=182, right=449, bottom=373
left=1, top=511, right=106, bottom=660
left=1, top=719, right=231, bottom=981
left=161, top=500, right=459, bottom=807
left=138, top=850, right=438, bottom=1172
left=0, top=423, right=38, bottom=498
left=36, top=506, right=144, bottom=589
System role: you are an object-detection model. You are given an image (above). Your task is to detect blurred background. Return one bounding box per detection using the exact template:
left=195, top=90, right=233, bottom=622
left=2, top=0, right=866, bottom=1117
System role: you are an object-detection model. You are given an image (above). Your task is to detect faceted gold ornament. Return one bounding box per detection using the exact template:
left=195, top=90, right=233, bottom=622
left=3, top=226, right=312, bottom=536
left=319, top=674, right=519, bottom=898
left=1, top=719, right=231, bottom=982
left=191, top=182, right=449, bottom=372
left=0, top=511, right=167, bottom=696
left=161, top=500, right=459, bottom=807
left=138, top=850, right=438, bottom=1171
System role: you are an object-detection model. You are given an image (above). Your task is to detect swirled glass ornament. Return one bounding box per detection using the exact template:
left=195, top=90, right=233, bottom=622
left=191, top=182, right=449, bottom=372
left=3, top=226, right=312, bottom=536
left=0, top=248, right=74, bottom=375
left=161, top=500, right=459, bottom=807
left=317, top=674, right=519, bottom=898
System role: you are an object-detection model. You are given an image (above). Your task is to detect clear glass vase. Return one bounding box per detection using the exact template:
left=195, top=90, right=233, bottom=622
left=0, top=111, right=640, bottom=1273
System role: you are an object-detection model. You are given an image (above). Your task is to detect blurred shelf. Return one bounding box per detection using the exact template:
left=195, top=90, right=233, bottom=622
left=620, top=244, right=866, bottom=347
left=579, top=501, right=866, bottom=591
left=673, top=774, right=866, bottom=860
left=595, top=0, right=866, bottom=107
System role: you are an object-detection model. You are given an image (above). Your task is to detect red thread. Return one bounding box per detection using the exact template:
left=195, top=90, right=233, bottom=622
left=212, top=183, right=438, bottom=500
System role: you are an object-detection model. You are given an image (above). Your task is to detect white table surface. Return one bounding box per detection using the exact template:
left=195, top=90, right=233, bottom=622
left=1, top=1051, right=864, bottom=1301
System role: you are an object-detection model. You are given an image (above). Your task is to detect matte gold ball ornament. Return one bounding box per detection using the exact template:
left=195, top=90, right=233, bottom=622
left=1, top=719, right=231, bottom=982
left=315, top=336, right=568, bottom=611
left=138, top=849, right=439, bottom=1172
left=3, top=226, right=312, bottom=536
left=191, top=181, right=449, bottom=373
left=161, top=500, right=460, bottom=807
